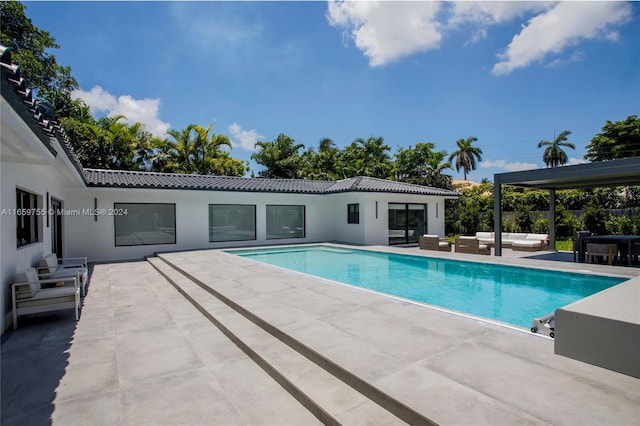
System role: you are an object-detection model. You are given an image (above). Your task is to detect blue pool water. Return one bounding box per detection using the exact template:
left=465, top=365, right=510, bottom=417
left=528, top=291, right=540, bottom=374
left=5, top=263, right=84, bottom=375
left=228, top=245, right=626, bottom=329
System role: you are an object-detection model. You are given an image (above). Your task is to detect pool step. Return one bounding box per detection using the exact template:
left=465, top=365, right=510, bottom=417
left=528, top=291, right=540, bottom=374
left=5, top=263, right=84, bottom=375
left=147, top=256, right=408, bottom=425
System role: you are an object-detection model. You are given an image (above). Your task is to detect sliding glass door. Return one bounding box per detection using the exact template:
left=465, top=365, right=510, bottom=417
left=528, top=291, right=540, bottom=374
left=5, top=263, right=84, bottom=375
left=388, top=203, right=426, bottom=245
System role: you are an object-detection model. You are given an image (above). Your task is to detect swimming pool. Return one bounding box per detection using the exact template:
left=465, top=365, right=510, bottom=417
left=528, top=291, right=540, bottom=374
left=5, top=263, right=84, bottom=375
left=227, top=245, right=626, bottom=329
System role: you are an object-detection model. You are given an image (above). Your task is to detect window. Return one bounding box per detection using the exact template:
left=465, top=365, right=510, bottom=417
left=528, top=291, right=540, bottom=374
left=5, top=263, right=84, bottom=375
left=347, top=203, right=360, bottom=224
left=114, top=203, right=176, bottom=246
left=16, top=188, right=40, bottom=247
left=266, top=205, right=305, bottom=239
left=209, top=204, right=256, bottom=242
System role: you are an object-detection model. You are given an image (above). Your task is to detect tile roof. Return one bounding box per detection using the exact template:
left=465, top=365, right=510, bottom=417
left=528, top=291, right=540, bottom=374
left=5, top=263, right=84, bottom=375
left=84, top=169, right=459, bottom=196
left=0, top=45, right=86, bottom=181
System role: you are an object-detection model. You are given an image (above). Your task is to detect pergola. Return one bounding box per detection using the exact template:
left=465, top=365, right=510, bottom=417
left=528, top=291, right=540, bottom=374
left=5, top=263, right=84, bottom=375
left=493, top=157, right=640, bottom=256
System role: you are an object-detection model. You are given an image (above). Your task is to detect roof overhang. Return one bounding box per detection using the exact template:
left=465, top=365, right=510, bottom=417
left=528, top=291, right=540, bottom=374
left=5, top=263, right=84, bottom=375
left=494, top=157, right=640, bottom=190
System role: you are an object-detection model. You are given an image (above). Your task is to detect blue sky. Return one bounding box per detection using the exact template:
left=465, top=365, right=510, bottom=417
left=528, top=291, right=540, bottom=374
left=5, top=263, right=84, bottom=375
left=25, top=1, right=639, bottom=181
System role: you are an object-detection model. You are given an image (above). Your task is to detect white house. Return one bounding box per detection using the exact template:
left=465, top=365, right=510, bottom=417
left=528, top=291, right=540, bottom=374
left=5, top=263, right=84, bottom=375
left=0, top=46, right=458, bottom=331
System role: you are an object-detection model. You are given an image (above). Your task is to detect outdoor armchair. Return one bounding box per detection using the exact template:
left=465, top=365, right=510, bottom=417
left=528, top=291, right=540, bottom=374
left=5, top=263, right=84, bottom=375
left=37, top=253, right=88, bottom=296
left=12, top=267, right=80, bottom=330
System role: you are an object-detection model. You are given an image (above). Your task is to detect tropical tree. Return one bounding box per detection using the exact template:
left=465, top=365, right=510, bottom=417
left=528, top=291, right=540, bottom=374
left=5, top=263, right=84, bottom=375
left=448, top=137, right=483, bottom=180
left=59, top=99, right=102, bottom=167
left=191, top=124, right=231, bottom=174
left=163, top=124, right=199, bottom=173
left=252, top=133, right=304, bottom=178
left=0, top=1, right=78, bottom=118
left=584, top=115, right=640, bottom=161
left=340, top=136, right=392, bottom=179
left=393, top=143, right=452, bottom=188
left=299, top=137, right=340, bottom=180
left=538, top=130, right=575, bottom=167
left=154, top=124, right=246, bottom=175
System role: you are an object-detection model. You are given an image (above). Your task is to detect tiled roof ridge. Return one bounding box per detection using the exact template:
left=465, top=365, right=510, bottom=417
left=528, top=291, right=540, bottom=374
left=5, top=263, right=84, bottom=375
left=83, top=168, right=459, bottom=196
left=84, top=168, right=332, bottom=180
left=0, top=45, right=86, bottom=182
left=361, top=175, right=448, bottom=191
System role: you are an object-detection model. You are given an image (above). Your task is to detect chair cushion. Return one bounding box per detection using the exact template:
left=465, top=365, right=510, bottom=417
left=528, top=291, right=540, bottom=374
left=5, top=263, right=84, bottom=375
left=526, top=233, right=549, bottom=241
left=14, top=268, right=42, bottom=299
left=15, top=286, right=76, bottom=308
left=512, top=240, right=542, bottom=247
left=475, top=232, right=494, bottom=240
left=38, top=253, right=60, bottom=274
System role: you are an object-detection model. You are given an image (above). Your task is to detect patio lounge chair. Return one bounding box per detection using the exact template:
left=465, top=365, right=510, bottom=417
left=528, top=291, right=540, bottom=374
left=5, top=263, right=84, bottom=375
left=12, top=267, right=80, bottom=330
left=37, top=253, right=88, bottom=296
left=419, top=235, right=452, bottom=252
left=454, top=236, right=490, bottom=255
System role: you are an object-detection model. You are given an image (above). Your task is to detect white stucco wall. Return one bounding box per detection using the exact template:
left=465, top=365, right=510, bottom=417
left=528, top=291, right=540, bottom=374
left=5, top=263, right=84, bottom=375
left=327, top=192, right=448, bottom=246
left=0, top=102, right=85, bottom=331
left=64, top=187, right=337, bottom=262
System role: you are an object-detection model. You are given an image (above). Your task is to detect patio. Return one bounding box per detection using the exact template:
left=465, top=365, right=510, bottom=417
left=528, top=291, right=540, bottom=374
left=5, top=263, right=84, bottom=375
left=2, top=246, right=639, bottom=425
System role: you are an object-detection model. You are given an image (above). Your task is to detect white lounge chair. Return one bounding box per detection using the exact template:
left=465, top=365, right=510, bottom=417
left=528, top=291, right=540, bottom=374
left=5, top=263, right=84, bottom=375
left=12, top=267, right=80, bottom=330
left=37, top=253, right=88, bottom=296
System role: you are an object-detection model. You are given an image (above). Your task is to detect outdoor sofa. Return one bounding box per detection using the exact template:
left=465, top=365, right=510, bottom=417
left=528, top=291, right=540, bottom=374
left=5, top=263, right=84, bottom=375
left=419, top=235, right=452, bottom=252
left=475, top=232, right=550, bottom=251
left=454, top=236, right=490, bottom=255
left=12, top=267, right=80, bottom=330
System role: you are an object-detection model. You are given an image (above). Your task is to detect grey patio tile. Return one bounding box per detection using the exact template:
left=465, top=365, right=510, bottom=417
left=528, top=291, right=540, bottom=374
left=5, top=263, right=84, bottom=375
left=423, top=339, right=640, bottom=425
left=212, top=357, right=322, bottom=426
left=116, top=327, right=204, bottom=388
left=315, top=307, right=458, bottom=363
left=72, top=307, right=115, bottom=342
left=121, top=368, right=244, bottom=426
left=55, top=358, right=119, bottom=402
left=66, top=336, right=117, bottom=367
left=113, top=300, right=174, bottom=334
left=372, top=361, right=544, bottom=425
left=1, top=404, right=55, bottom=426
left=50, top=390, right=124, bottom=426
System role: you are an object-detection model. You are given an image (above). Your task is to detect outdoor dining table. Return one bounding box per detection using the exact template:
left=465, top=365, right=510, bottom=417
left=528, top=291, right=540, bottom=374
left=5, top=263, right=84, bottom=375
left=581, top=235, right=640, bottom=266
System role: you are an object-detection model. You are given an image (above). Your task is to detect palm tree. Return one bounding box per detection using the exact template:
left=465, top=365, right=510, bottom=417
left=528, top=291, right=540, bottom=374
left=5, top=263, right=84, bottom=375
left=252, top=134, right=305, bottom=178
left=538, top=130, right=575, bottom=167
left=165, top=124, right=197, bottom=173
left=425, top=151, right=453, bottom=189
left=308, top=137, right=340, bottom=180
left=191, top=124, right=232, bottom=175
left=449, top=137, right=483, bottom=180
left=350, top=136, right=392, bottom=178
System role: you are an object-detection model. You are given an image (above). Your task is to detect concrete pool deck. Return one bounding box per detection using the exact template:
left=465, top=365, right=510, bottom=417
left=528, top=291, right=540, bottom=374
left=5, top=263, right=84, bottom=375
left=2, top=245, right=639, bottom=425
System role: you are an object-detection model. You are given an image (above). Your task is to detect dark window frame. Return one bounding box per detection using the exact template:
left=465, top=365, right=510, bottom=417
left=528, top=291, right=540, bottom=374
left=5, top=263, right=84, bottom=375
left=16, top=188, right=40, bottom=248
left=114, top=202, right=176, bottom=247
left=347, top=203, right=360, bottom=224
left=209, top=204, right=257, bottom=242
left=266, top=204, right=306, bottom=240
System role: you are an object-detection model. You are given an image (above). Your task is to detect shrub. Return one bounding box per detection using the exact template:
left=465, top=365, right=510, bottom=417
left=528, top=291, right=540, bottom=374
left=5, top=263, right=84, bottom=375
left=582, top=203, right=608, bottom=235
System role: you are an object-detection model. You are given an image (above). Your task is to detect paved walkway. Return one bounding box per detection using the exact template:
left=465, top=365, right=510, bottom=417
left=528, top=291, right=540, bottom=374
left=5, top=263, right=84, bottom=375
left=1, top=262, right=319, bottom=426
left=2, top=245, right=639, bottom=425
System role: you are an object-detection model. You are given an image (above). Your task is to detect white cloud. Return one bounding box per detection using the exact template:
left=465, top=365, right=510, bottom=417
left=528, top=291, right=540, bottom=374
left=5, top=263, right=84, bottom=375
left=450, top=2, right=549, bottom=27
left=73, top=86, right=171, bottom=136
left=567, top=157, right=586, bottom=166
left=326, top=1, right=632, bottom=74
left=481, top=159, right=538, bottom=172
left=326, top=1, right=442, bottom=67
left=228, top=123, right=264, bottom=151
left=492, top=2, right=632, bottom=75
